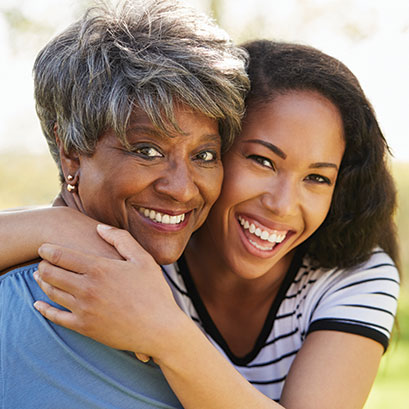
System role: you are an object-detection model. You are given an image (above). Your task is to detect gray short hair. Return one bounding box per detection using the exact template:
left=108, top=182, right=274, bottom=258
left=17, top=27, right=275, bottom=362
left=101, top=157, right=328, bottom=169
left=34, top=0, right=249, bottom=181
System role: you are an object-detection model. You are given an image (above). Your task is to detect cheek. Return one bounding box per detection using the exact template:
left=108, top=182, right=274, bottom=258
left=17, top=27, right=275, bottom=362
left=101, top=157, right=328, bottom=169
left=202, top=166, right=224, bottom=207
left=79, top=161, right=141, bottom=210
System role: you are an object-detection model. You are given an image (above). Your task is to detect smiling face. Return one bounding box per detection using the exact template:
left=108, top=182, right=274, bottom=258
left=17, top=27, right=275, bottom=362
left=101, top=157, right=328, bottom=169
left=199, top=90, right=345, bottom=280
left=63, top=105, right=223, bottom=265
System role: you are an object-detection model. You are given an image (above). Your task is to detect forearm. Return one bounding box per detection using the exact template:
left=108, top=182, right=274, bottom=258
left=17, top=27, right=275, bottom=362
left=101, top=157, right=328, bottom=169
left=0, top=207, right=52, bottom=270
left=0, top=207, right=121, bottom=271
left=156, top=315, right=283, bottom=409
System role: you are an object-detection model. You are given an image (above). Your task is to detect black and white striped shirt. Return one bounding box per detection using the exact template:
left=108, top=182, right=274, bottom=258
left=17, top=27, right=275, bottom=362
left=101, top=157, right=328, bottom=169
left=162, top=249, right=399, bottom=401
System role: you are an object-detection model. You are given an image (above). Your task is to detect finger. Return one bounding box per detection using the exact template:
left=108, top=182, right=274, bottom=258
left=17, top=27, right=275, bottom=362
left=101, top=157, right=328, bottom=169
left=34, top=270, right=76, bottom=310
left=96, top=224, right=151, bottom=263
left=135, top=353, right=151, bottom=363
left=33, top=300, right=78, bottom=330
left=38, top=260, right=83, bottom=293
left=38, top=243, right=107, bottom=275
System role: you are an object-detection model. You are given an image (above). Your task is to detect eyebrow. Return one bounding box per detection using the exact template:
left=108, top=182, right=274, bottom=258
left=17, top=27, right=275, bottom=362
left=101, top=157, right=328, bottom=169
left=309, top=162, right=339, bottom=170
left=243, top=138, right=339, bottom=170
left=243, top=139, right=287, bottom=159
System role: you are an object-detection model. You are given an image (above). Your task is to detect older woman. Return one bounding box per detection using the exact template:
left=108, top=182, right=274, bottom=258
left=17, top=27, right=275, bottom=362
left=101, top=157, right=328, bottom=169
left=0, top=1, right=248, bottom=408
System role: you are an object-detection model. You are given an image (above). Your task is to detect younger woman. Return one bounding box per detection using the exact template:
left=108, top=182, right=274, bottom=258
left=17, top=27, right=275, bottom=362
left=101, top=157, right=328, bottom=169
left=2, top=41, right=400, bottom=409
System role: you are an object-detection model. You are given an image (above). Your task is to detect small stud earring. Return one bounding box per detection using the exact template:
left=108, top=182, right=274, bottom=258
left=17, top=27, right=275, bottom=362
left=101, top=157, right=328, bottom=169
left=66, top=174, right=77, bottom=192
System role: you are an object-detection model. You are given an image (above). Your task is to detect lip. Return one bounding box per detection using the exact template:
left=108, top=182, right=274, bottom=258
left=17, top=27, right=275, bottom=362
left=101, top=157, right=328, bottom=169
left=238, top=212, right=293, bottom=233
left=133, top=206, right=192, bottom=232
left=235, top=213, right=294, bottom=259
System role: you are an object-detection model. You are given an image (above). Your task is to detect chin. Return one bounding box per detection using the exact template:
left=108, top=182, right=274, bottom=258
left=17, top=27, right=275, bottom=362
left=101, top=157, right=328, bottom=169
left=143, top=242, right=184, bottom=266
left=152, top=251, right=182, bottom=266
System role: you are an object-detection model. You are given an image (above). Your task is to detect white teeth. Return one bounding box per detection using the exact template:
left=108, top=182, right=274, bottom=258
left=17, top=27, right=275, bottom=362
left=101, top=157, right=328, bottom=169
left=268, top=233, right=277, bottom=243
left=138, top=207, right=186, bottom=225
left=238, top=216, right=287, bottom=244
left=249, top=239, right=273, bottom=251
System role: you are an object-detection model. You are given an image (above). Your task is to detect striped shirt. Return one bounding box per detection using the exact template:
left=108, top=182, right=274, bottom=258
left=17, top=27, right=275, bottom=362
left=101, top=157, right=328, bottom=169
left=162, top=249, right=399, bottom=401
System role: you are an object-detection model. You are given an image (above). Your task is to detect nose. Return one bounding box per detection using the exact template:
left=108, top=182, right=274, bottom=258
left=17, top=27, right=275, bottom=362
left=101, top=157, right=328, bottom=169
left=260, top=177, right=299, bottom=218
left=154, top=159, right=200, bottom=203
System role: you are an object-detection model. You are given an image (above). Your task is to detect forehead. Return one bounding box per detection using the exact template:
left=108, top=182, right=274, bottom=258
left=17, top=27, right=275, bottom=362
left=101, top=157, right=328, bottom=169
left=241, top=90, right=345, bottom=162
left=124, top=105, right=220, bottom=142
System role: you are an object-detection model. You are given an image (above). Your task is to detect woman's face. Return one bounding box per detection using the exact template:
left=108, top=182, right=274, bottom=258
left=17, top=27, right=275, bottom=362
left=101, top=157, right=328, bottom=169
left=66, top=105, right=223, bottom=265
left=202, top=90, right=345, bottom=279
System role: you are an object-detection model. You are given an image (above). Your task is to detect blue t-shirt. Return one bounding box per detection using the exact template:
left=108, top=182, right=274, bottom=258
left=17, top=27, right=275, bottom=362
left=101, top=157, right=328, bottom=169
left=0, top=263, right=182, bottom=409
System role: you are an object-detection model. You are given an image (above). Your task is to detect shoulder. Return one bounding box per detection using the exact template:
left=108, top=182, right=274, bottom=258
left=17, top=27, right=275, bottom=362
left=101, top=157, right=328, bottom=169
left=0, top=261, right=39, bottom=282
left=298, top=249, right=399, bottom=296
left=317, top=249, right=399, bottom=296
left=0, top=262, right=44, bottom=309
left=300, top=249, right=399, bottom=350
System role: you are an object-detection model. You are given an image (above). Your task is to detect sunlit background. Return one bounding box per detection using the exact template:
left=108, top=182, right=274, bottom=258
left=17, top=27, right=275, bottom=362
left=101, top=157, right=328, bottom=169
left=0, top=1, right=408, bottom=408
left=1, top=0, right=409, bottom=161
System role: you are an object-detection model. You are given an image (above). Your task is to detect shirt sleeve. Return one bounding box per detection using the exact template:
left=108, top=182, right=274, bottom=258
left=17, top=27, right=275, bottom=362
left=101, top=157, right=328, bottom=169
left=306, top=250, right=400, bottom=351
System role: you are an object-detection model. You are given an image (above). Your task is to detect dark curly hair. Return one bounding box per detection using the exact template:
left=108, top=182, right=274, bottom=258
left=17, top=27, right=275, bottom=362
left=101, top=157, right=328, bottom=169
left=242, top=40, right=399, bottom=270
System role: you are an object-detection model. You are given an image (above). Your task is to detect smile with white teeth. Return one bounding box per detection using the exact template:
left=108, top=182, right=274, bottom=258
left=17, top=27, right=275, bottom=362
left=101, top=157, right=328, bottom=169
left=138, top=207, right=186, bottom=225
left=238, top=215, right=287, bottom=245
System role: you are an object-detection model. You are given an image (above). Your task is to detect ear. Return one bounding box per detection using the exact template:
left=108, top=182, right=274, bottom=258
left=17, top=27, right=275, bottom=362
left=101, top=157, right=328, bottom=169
left=54, top=123, right=80, bottom=183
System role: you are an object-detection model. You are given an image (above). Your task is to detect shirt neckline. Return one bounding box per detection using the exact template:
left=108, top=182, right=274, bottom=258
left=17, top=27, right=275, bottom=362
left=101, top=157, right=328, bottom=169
left=177, top=247, right=306, bottom=366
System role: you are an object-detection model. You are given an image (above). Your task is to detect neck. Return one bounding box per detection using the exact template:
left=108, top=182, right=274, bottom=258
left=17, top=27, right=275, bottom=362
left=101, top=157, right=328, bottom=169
left=184, top=224, right=296, bottom=357
left=184, top=224, right=293, bottom=306
left=54, top=186, right=85, bottom=214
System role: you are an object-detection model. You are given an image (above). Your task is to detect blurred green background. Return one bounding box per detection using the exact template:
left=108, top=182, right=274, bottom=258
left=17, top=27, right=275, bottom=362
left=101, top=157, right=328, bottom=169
left=0, top=0, right=408, bottom=407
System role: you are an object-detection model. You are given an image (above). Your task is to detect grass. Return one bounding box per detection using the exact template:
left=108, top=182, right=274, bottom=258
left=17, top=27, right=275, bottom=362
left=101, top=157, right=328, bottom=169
left=1, top=153, right=408, bottom=406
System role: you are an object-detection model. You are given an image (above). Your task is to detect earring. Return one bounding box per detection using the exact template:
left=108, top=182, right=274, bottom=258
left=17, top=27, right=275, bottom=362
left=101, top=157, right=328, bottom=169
left=66, top=174, right=77, bottom=192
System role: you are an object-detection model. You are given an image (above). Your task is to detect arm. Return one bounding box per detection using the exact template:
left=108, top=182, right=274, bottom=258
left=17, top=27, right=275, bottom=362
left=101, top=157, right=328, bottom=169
left=280, top=331, right=383, bottom=409
left=0, top=207, right=121, bottom=271
left=33, top=227, right=387, bottom=409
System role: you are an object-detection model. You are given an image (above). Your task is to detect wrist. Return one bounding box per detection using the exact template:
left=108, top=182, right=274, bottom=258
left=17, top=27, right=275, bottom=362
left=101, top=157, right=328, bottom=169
left=153, top=310, right=202, bottom=369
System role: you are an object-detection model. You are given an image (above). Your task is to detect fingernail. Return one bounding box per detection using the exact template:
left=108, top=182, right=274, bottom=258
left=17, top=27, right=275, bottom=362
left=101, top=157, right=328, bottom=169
left=33, top=301, right=41, bottom=311
left=97, top=224, right=113, bottom=231
left=33, top=271, right=39, bottom=280
left=38, top=243, right=50, bottom=257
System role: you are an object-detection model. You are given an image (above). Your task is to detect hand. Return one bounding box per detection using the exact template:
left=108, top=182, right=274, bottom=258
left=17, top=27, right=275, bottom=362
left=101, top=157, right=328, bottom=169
left=33, top=225, right=183, bottom=360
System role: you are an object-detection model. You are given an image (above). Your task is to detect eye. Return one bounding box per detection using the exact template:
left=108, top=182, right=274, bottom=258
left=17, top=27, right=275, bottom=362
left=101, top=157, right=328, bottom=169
left=134, top=145, right=163, bottom=159
left=248, top=155, right=274, bottom=169
left=195, top=150, right=217, bottom=162
left=305, top=174, right=331, bottom=185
